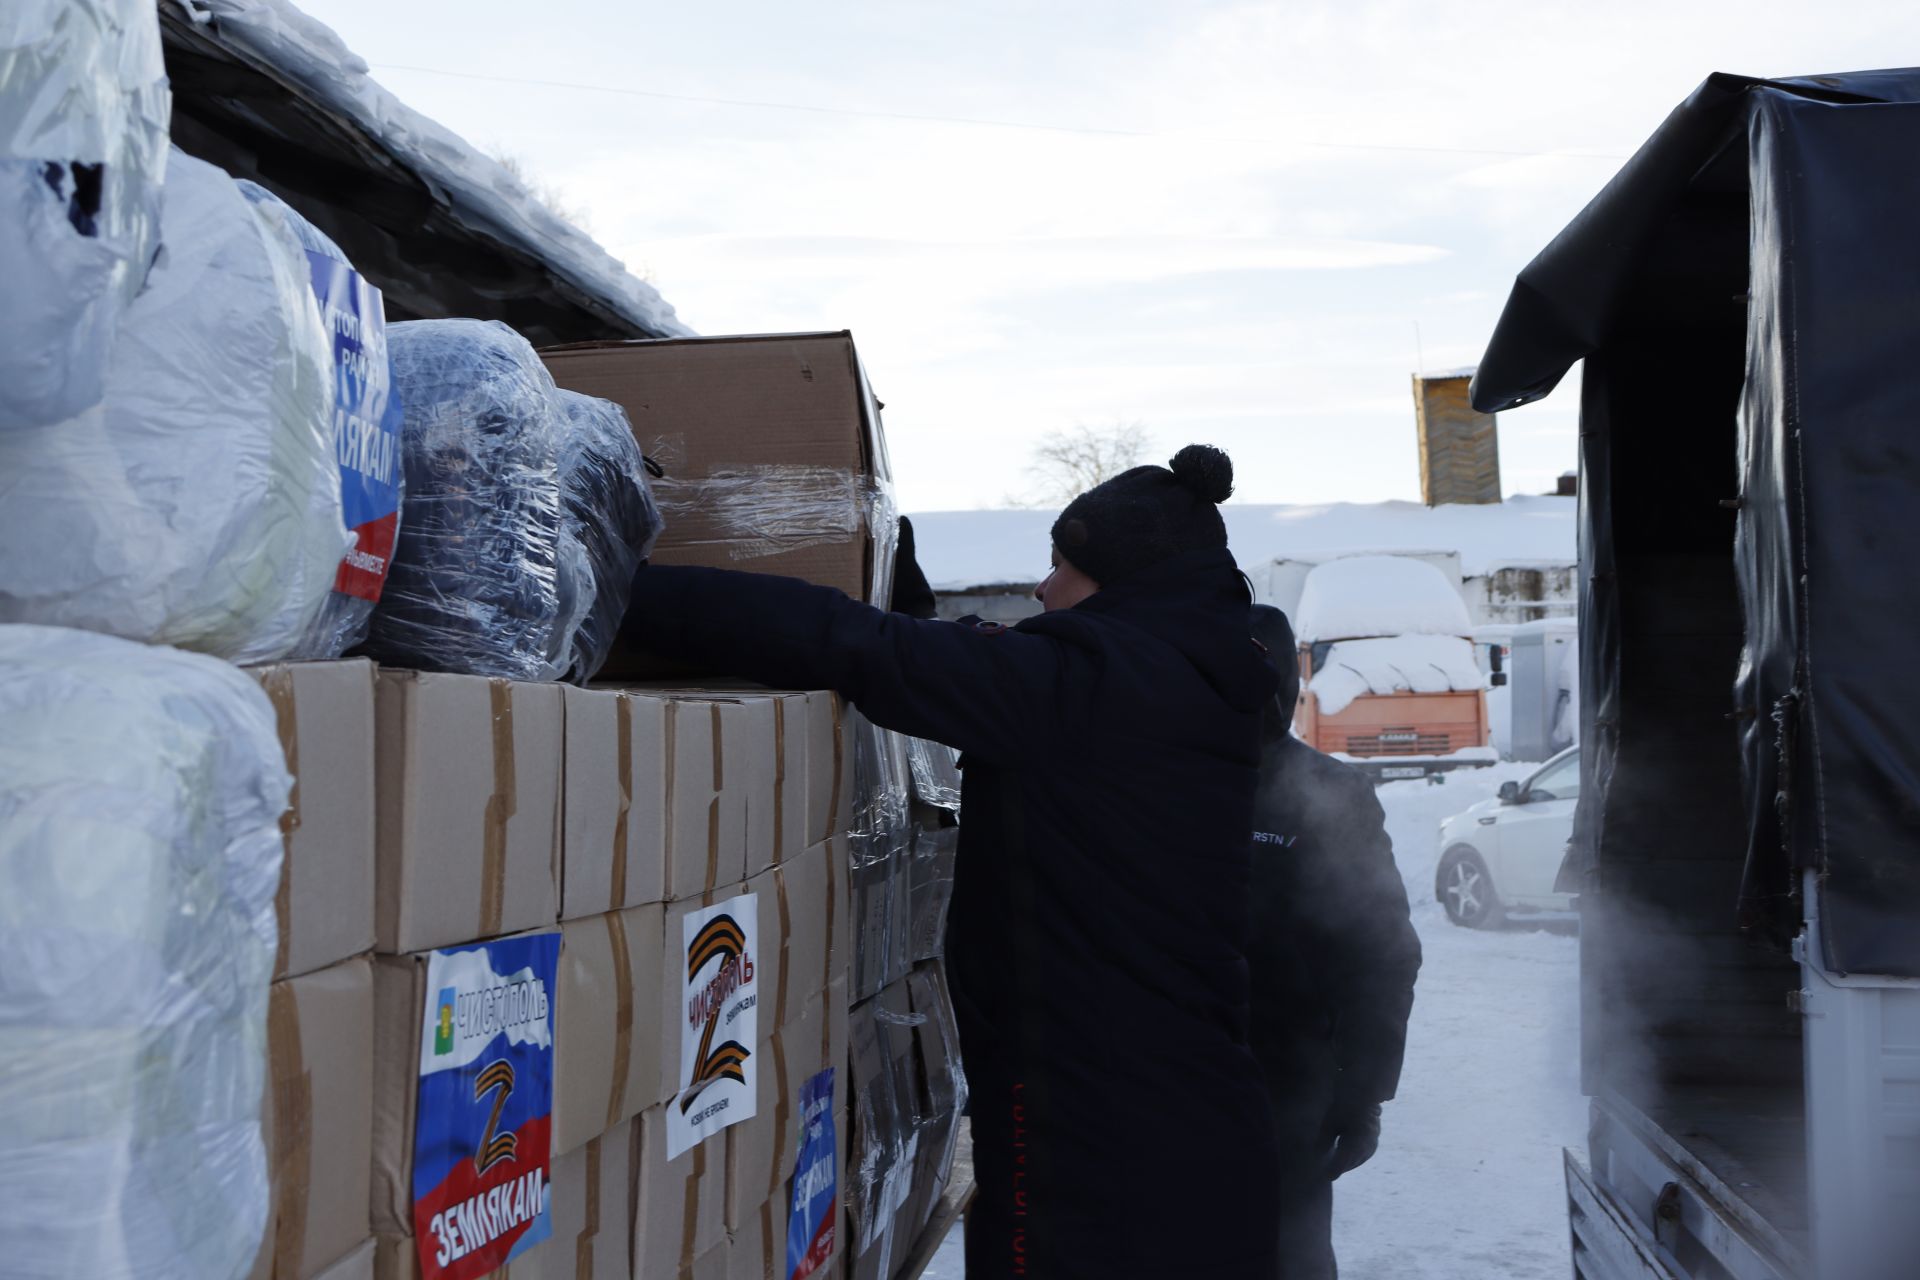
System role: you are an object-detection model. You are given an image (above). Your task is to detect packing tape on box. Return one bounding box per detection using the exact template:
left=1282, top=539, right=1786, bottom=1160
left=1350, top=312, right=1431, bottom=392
left=664, top=700, right=679, bottom=886
left=574, top=1135, right=603, bottom=1280
left=611, top=696, right=634, bottom=906
left=769, top=1035, right=792, bottom=1202
left=605, top=912, right=635, bottom=1130
left=681, top=1142, right=707, bottom=1272
left=482, top=680, right=518, bottom=936
left=267, top=980, right=314, bottom=1275
left=774, top=869, right=793, bottom=1028
left=760, top=1197, right=780, bottom=1277
left=824, top=845, right=839, bottom=995
left=707, top=702, right=723, bottom=892
left=260, top=669, right=302, bottom=975
left=772, top=698, right=787, bottom=856
left=829, top=697, right=846, bottom=836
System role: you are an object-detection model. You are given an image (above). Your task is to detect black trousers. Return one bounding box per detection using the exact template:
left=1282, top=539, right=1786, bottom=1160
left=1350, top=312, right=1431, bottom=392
left=1275, top=1155, right=1337, bottom=1280
left=1267, top=1045, right=1339, bottom=1280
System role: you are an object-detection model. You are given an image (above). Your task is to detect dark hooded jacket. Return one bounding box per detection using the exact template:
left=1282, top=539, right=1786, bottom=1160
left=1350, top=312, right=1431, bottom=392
left=622, top=549, right=1281, bottom=1279
left=1247, top=606, right=1421, bottom=1145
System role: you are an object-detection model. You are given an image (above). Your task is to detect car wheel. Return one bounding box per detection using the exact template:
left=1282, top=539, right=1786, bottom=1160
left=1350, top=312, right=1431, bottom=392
left=1437, top=847, right=1503, bottom=929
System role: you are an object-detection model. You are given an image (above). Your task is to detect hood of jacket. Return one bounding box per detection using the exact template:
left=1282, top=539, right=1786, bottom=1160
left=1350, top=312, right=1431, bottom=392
left=1249, top=602, right=1300, bottom=738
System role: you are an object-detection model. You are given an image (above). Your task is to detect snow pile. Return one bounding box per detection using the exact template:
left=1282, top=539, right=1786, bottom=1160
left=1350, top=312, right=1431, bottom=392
left=1296, top=555, right=1473, bottom=644
left=0, top=625, right=288, bottom=1280
left=909, top=495, right=1576, bottom=591
left=1307, top=633, right=1486, bottom=717
left=0, top=147, right=348, bottom=663
left=181, top=0, right=689, bottom=339
left=0, top=0, right=170, bottom=429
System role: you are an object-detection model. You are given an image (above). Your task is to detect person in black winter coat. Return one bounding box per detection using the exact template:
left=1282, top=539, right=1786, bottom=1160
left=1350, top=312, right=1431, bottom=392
left=1246, top=604, right=1421, bottom=1280
left=621, top=446, right=1282, bottom=1279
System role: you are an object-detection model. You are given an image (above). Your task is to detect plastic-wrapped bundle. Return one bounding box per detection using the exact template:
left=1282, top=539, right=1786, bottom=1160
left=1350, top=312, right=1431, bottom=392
left=906, top=736, right=962, bottom=811
left=367, top=319, right=563, bottom=678
left=553, top=389, right=663, bottom=682
left=0, top=624, right=289, bottom=1280
left=0, top=148, right=346, bottom=663
left=0, top=0, right=170, bottom=429
left=238, top=181, right=405, bottom=657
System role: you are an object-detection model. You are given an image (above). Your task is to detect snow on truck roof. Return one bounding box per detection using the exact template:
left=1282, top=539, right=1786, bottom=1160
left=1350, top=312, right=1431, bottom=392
left=1294, top=556, right=1474, bottom=644
left=909, top=495, right=1575, bottom=591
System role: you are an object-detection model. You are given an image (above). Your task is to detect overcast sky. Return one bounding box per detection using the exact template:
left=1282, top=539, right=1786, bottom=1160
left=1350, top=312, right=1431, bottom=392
left=299, top=0, right=1920, bottom=513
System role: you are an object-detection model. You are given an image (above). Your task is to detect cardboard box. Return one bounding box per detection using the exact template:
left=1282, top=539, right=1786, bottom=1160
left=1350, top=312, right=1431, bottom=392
left=803, top=692, right=853, bottom=847
left=554, top=905, right=667, bottom=1156
left=685, top=1239, right=730, bottom=1280
left=511, top=1123, right=636, bottom=1280
left=726, top=971, right=849, bottom=1238
left=633, top=1106, right=728, bottom=1280
left=251, top=658, right=377, bottom=978
left=845, top=997, right=900, bottom=1278
left=755, top=839, right=841, bottom=1032
left=540, top=334, right=894, bottom=623
left=311, top=1239, right=374, bottom=1280
left=561, top=687, right=668, bottom=918
left=251, top=958, right=374, bottom=1280
left=375, top=672, right=562, bottom=953
left=905, top=965, right=964, bottom=1213
left=765, top=694, right=810, bottom=865
left=884, top=850, right=912, bottom=989
left=847, top=855, right=890, bottom=1005
left=663, top=697, right=768, bottom=902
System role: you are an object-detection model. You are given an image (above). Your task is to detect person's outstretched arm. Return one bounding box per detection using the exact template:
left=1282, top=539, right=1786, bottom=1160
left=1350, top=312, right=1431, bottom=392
left=620, top=564, right=1064, bottom=762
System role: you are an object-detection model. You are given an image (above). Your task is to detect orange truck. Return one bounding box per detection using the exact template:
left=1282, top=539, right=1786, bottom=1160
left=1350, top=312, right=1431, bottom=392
left=1287, top=556, right=1499, bottom=781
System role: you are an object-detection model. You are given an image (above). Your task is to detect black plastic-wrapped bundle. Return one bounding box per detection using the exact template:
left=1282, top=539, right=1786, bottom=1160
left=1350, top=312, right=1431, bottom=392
left=364, top=319, right=563, bottom=678
left=553, top=390, right=664, bottom=683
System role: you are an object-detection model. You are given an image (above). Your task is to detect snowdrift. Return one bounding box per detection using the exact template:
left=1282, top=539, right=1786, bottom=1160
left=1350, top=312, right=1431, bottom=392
left=1308, top=634, right=1486, bottom=718
left=1295, top=555, right=1473, bottom=644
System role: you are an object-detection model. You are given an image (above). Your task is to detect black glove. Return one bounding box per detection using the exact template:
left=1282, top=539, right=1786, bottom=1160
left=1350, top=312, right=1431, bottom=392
left=1323, top=1101, right=1382, bottom=1180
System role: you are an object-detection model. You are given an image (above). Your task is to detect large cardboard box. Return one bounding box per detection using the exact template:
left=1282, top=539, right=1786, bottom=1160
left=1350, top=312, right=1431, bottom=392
left=803, top=692, right=853, bottom=847
left=374, top=672, right=563, bottom=952
left=508, top=1122, right=636, bottom=1280
left=847, top=854, right=890, bottom=1005
left=765, top=693, right=810, bottom=866
left=747, top=838, right=841, bottom=1034
left=540, top=333, right=894, bottom=633
left=906, top=821, right=957, bottom=964
left=725, top=974, right=848, bottom=1237
left=633, top=1106, right=728, bottom=1280
left=554, top=905, right=667, bottom=1156
left=251, top=659, right=377, bottom=978
left=561, top=687, right=668, bottom=918
left=251, top=958, right=374, bottom=1280
left=662, top=697, right=776, bottom=903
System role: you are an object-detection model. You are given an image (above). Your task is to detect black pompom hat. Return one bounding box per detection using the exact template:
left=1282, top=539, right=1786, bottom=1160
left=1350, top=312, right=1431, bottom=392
left=1050, top=444, right=1235, bottom=586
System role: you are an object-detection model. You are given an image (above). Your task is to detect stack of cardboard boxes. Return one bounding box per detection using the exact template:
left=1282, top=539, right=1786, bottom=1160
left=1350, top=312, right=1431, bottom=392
left=844, top=729, right=968, bottom=1280
left=240, top=333, right=967, bottom=1280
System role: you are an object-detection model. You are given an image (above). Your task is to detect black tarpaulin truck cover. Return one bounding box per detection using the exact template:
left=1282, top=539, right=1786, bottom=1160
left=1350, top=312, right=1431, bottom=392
left=1473, top=69, right=1920, bottom=979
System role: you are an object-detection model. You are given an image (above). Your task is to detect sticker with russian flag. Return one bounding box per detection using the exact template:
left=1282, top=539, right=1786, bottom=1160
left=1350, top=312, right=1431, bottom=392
left=786, top=1068, right=838, bottom=1280
left=411, top=932, right=561, bottom=1280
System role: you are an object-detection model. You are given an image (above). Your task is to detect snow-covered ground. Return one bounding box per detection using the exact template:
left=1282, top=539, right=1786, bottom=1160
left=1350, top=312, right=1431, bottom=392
left=922, top=762, right=1584, bottom=1279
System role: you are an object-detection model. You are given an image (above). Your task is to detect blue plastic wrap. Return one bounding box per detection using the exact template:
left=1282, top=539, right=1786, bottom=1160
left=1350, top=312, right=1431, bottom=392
left=553, top=389, right=663, bottom=683
left=365, top=319, right=562, bottom=679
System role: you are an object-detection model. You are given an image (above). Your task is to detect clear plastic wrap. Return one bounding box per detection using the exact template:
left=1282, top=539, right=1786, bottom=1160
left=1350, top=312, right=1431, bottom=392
left=0, top=147, right=347, bottom=663
left=365, top=319, right=564, bottom=679
left=849, top=712, right=915, bottom=1001
left=908, top=820, right=959, bottom=964
left=237, top=181, right=405, bottom=658
left=906, top=736, right=962, bottom=812
left=0, top=0, right=170, bottom=430
left=552, top=389, right=663, bottom=683
left=847, top=998, right=906, bottom=1280
left=0, top=624, right=290, bottom=1280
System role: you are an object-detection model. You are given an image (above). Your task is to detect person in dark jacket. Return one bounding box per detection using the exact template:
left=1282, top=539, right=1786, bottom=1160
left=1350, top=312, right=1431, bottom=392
left=621, top=446, right=1281, bottom=1279
left=1246, top=604, right=1421, bottom=1280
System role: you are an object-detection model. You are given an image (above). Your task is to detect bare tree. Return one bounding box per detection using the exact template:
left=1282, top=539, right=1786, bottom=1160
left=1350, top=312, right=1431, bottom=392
left=488, top=149, right=595, bottom=235
left=1016, top=422, right=1152, bottom=507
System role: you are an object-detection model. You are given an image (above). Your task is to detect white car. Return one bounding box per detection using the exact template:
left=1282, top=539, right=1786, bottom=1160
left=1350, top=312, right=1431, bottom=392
left=1435, top=746, right=1579, bottom=927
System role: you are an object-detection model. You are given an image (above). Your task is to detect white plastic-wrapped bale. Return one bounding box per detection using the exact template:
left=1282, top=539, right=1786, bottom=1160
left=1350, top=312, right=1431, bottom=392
left=0, top=0, right=170, bottom=430
left=0, top=624, right=289, bottom=1280
left=0, top=147, right=346, bottom=662
left=367, top=319, right=564, bottom=679
left=553, top=389, right=663, bottom=683
left=238, top=180, right=405, bottom=657
left=1293, top=554, right=1474, bottom=644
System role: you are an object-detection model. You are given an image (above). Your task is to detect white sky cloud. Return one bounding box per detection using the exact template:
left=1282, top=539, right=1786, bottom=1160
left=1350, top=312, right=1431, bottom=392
left=297, top=0, right=1920, bottom=512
